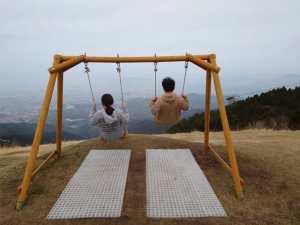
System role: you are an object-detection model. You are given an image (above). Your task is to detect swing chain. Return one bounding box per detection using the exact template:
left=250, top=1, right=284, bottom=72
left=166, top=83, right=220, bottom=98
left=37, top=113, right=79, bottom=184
left=84, top=62, right=90, bottom=73
left=182, top=61, right=188, bottom=94
left=84, top=62, right=95, bottom=103
left=184, top=61, right=188, bottom=69
left=116, top=62, right=121, bottom=74
left=115, top=60, right=128, bottom=132
left=116, top=62, right=125, bottom=108
left=154, top=62, right=158, bottom=72
left=154, top=62, right=158, bottom=97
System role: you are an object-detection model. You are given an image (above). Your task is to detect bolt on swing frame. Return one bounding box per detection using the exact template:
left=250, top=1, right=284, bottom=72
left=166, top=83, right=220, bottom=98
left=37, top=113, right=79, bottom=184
left=15, top=53, right=245, bottom=210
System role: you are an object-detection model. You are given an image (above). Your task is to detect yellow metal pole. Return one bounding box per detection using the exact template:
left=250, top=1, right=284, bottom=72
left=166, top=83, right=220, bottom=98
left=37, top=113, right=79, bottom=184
left=16, top=56, right=60, bottom=210
left=204, top=69, right=212, bottom=155
left=56, top=71, right=63, bottom=160
left=210, top=55, right=245, bottom=200
left=48, top=54, right=85, bottom=74
left=60, top=54, right=210, bottom=63
left=187, top=54, right=221, bottom=73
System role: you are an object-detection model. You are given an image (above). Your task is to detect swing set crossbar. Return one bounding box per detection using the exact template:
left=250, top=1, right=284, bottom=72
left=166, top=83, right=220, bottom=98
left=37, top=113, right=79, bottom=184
left=60, top=54, right=210, bottom=62
left=48, top=54, right=221, bottom=74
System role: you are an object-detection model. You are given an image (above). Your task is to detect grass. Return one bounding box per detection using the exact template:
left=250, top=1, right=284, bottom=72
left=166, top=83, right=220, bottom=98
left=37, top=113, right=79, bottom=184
left=0, top=131, right=299, bottom=225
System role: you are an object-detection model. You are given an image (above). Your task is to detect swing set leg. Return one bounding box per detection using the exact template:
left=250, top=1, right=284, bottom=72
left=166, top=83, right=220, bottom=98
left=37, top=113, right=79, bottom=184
left=210, top=55, right=245, bottom=200
left=16, top=73, right=58, bottom=210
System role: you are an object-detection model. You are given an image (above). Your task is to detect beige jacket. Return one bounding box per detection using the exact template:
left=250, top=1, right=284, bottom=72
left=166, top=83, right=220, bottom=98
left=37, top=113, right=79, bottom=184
left=150, top=93, right=189, bottom=126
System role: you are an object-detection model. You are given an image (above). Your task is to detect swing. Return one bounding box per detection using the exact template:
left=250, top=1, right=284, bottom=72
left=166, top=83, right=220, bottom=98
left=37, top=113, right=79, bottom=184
left=16, top=54, right=245, bottom=211
left=84, top=59, right=129, bottom=140
left=153, top=58, right=189, bottom=125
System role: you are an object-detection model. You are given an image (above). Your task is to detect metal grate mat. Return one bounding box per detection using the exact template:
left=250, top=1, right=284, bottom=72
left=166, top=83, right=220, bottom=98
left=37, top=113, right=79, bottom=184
left=146, top=149, right=227, bottom=218
left=46, top=150, right=131, bottom=219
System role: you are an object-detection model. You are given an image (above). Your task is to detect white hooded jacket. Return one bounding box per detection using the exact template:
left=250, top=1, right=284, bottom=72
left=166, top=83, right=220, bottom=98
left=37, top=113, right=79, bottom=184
left=89, top=106, right=130, bottom=140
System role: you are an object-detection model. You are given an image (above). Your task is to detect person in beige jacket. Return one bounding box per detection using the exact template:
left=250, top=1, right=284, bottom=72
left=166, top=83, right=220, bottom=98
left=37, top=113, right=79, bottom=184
left=150, top=77, right=189, bottom=126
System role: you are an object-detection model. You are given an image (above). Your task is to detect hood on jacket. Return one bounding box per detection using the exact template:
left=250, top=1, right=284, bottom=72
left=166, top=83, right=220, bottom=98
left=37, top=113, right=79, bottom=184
left=161, top=93, right=176, bottom=102
left=100, top=109, right=118, bottom=124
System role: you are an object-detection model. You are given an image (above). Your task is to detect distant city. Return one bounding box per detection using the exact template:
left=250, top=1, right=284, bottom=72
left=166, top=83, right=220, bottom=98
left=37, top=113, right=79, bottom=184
left=0, top=87, right=157, bottom=123
left=0, top=74, right=299, bottom=124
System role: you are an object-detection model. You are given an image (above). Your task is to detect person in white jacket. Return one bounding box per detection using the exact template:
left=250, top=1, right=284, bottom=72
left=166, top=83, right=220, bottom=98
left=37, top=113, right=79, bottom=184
left=89, top=94, right=130, bottom=140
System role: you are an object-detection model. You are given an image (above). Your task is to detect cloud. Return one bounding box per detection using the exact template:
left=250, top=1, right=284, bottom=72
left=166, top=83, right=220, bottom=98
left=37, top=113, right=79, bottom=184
left=1, top=0, right=300, bottom=93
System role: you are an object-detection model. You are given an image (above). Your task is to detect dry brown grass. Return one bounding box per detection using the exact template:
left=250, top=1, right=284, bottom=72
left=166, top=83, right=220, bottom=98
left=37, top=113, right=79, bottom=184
left=0, top=141, right=83, bottom=175
left=0, top=131, right=299, bottom=225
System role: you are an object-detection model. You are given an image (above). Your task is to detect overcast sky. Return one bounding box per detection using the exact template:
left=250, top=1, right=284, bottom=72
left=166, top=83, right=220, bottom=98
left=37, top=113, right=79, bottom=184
left=0, top=0, right=300, bottom=93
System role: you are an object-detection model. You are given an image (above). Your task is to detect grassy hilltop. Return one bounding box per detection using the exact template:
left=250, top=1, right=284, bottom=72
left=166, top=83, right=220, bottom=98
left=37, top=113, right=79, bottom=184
left=0, top=130, right=299, bottom=225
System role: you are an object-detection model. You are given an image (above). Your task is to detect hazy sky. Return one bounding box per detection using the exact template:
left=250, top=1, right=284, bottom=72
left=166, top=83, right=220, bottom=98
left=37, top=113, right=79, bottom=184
left=1, top=0, right=300, bottom=93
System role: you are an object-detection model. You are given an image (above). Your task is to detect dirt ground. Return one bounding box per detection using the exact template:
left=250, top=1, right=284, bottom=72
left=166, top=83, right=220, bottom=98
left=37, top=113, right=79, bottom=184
left=0, top=130, right=299, bottom=225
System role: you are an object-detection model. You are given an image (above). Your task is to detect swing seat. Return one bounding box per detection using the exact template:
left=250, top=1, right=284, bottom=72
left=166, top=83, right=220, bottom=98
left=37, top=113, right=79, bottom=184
left=121, top=131, right=129, bottom=139
left=99, top=134, right=106, bottom=141
left=99, top=131, right=129, bottom=141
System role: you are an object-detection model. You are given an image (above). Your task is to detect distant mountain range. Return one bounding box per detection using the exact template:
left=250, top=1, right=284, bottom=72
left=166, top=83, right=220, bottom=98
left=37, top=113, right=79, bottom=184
left=218, top=74, right=300, bottom=96
left=1, top=75, right=299, bottom=146
left=91, top=74, right=300, bottom=97
left=0, top=93, right=209, bottom=145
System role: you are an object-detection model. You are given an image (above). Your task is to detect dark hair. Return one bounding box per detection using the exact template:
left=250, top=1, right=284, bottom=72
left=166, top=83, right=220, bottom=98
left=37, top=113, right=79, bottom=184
left=101, top=94, right=114, bottom=115
left=162, top=77, right=175, bottom=92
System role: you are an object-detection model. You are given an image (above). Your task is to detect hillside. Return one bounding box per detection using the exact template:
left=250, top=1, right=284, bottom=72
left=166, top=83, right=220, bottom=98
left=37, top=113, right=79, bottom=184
left=0, top=131, right=299, bottom=224
left=167, top=86, right=300, bottom=133
left=0, top=123, right=84, bottom=146
left=0, top=132, right=83, bottom=146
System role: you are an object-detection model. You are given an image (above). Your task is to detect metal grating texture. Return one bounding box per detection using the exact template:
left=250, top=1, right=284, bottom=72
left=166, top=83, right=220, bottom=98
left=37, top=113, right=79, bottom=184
left=146, top=149, right=227, bottom=218
left=46, top=149, right=131, bottom=219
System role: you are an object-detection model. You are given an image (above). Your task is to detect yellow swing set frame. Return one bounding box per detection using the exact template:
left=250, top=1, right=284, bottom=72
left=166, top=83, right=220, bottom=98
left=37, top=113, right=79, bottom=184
left=16, top=53, right=245, bottom=210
